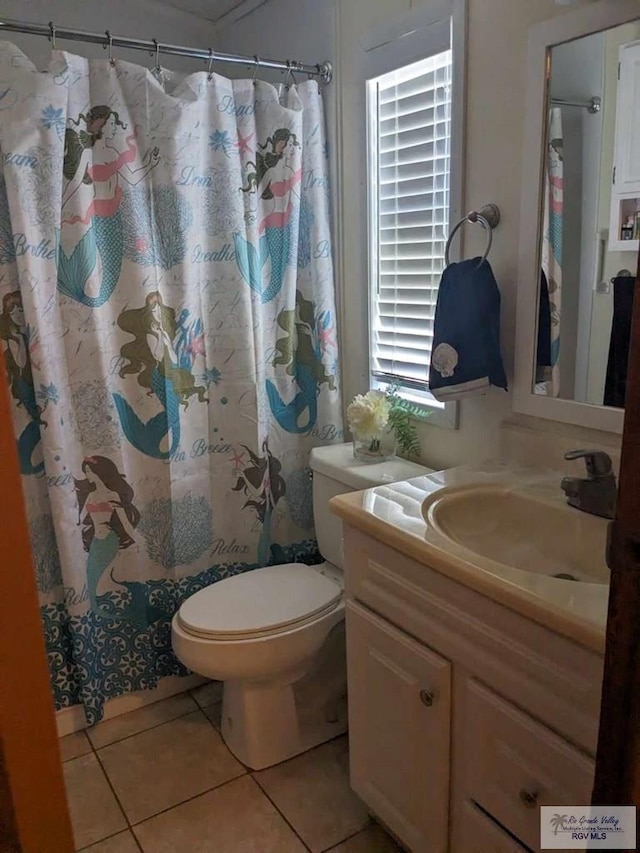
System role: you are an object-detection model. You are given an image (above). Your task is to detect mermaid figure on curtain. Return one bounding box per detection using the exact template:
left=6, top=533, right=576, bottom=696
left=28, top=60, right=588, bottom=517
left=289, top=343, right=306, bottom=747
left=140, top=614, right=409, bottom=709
left=113, top=292, right=207, bottom=459
left=58, top=106, right=160, bottom=308
left=267, top=290, right=337, bottom=434
left=0, top=291, right=49, bottom=474
left=234, top=128, right=302, bottom=303
left=75, top=455, right=163, bottom=626
left=232, top=440, right=286, bottom=566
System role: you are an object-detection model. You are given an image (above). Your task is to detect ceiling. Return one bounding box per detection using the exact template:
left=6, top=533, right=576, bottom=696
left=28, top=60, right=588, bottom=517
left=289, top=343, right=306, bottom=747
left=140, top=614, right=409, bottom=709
left=157, top=0, right=265, bottom=25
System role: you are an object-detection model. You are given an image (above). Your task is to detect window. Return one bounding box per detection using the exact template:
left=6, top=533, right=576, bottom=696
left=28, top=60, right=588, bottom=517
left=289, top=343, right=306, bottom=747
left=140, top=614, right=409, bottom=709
left=339, top=1, right=463, bottom=428
left=368, top=50, right=453, bottom=410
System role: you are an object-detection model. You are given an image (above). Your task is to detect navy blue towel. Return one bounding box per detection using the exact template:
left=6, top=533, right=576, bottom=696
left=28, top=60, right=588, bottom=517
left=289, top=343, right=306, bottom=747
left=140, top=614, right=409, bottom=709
left=429, top=258, right=507, bottom=401
left=604, top=274, right=635, bottom=408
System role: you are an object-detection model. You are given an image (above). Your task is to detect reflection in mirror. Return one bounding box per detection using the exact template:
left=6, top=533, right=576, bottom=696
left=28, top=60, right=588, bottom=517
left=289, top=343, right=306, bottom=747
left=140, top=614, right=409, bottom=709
left=535, top=20, right=640, bottom=409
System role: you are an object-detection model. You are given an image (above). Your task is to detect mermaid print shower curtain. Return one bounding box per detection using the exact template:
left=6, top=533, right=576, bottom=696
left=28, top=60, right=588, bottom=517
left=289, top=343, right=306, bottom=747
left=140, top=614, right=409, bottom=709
left=0, top=43, right=342, bottom=723
left=539, top=107, right=563, bottom=397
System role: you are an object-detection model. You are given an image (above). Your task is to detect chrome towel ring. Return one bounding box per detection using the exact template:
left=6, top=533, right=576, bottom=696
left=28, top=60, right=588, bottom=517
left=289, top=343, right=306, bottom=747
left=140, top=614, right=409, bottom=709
left=444, top=202, right=501, bottom=268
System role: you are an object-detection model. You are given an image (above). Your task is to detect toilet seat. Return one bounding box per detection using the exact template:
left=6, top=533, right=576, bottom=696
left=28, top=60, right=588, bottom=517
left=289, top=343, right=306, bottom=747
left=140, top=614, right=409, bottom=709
left=177, top=563, right=343, bottom=641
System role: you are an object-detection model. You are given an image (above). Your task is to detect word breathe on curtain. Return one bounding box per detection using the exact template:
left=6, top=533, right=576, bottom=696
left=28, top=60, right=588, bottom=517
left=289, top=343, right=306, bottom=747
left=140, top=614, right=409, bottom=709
left=0, top=43, right=342, bottom=724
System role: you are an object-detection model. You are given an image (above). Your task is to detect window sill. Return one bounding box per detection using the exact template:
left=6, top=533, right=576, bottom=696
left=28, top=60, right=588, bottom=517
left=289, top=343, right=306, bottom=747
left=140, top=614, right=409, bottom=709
left=371, top=380, right=459, bottom=430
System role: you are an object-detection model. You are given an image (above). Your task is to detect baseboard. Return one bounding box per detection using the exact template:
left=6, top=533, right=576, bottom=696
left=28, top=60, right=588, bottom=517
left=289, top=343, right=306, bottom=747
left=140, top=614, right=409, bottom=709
left=56, top=673, right=208, bottom=737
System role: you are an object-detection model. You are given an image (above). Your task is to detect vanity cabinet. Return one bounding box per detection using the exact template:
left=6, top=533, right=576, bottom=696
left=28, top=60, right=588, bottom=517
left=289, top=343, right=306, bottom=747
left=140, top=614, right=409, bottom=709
left=343, top=525, right=603, bottom=853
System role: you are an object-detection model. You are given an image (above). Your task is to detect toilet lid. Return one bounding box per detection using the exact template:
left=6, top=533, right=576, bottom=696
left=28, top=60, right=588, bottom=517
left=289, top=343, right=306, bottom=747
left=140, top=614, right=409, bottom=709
left=177, top=563, right=342, bottom=640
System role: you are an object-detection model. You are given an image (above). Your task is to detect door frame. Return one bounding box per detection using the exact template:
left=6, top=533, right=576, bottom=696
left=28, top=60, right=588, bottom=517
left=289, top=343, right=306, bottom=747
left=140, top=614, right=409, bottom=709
left=592, top=248, right=640, bottom=814
left=0, top=366, right=74, bottom=851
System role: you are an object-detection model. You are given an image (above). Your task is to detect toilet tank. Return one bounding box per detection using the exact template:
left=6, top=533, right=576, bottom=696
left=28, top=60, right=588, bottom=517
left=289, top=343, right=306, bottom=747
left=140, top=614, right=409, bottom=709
left=309, top=443, right=432, bottom=569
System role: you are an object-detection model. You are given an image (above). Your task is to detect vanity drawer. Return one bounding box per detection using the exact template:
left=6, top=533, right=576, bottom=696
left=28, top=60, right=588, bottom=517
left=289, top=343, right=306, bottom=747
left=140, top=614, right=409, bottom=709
left=460, top=679, right=594, bottom=852
left=452, top=801, right=529, bottom=853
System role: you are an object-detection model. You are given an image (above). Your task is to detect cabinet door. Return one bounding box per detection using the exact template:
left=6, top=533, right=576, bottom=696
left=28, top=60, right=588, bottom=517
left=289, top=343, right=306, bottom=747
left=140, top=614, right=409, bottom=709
left=346, top=601, right=451, bottom=853
left=615, top=42, right=640, bottom=191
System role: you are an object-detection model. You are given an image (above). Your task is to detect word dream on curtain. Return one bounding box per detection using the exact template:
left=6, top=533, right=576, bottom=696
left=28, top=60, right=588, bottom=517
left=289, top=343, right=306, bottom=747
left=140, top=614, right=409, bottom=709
left=0, top=43, right=342, bottom=724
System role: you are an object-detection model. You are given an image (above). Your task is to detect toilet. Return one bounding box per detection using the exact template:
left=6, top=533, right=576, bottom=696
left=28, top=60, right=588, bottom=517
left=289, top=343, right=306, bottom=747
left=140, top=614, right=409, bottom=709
left=171, top=442, right=430, bottom=770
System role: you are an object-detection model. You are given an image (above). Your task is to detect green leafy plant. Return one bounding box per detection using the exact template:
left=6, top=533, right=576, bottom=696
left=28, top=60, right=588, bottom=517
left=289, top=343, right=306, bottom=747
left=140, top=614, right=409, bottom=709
left=346, top=384, right=430, bottom=460
left=386, top=383, right=429, bottom=459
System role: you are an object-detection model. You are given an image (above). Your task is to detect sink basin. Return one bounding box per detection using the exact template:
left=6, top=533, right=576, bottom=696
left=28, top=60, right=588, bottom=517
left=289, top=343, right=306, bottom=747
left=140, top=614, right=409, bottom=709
left=422, top=484, right=609, bottom=585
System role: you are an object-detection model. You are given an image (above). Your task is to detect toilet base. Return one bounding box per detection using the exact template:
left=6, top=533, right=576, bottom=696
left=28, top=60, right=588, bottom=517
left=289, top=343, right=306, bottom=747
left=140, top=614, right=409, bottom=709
left=220, top=622, right=348, bottom=770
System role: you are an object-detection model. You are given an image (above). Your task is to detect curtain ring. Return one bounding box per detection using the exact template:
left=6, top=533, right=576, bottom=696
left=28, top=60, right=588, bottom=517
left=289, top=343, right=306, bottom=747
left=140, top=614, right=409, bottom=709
left=48, top=22, right=56, bottom=51
left=105, top=30, right=115, bottom=66
left=207, top=47, right=215, bottom=81
left=252, top=55, right=261, bottom=84
left=152, top=38, right=161, bottom=73
left=284, top=60, right=296, bottom=90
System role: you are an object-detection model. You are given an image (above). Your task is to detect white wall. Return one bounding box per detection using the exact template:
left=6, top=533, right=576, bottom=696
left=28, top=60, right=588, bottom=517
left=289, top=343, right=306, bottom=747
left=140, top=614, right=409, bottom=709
left=0, top=0, right=216, bottom=71
left=210, top=0, right=336, bottom=145
left=2, top=0, right=626, bottom=469
left=336, top=0, right=618, bottom=470
left=219, top=0, right=625, bottom=470
left=211, top=0, right=335, bottom=81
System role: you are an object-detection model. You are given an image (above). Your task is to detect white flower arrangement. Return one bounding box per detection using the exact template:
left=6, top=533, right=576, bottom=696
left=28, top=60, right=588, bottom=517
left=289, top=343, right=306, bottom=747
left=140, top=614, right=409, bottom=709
left=347, top=385, right=425, bottom=459
left=346, top=390, right=391, bottom=442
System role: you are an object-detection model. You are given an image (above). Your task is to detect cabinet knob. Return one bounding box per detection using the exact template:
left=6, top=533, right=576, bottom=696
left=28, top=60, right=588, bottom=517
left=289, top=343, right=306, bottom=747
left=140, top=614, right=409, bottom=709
left=519, top=788, right=539, bottom=809
left=419, top=689, right=435, bottom=707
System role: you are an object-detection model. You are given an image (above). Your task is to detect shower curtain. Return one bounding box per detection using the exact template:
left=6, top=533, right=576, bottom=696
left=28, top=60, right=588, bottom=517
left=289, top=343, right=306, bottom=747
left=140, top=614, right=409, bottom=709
left=0, top=42, right=342, bottom=724
left=538, top=107, right=564, bottom=397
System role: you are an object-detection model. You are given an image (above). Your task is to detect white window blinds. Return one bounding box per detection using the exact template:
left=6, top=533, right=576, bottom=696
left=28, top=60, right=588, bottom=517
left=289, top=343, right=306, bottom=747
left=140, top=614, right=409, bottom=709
left=368, top=51, right=453, bottom=394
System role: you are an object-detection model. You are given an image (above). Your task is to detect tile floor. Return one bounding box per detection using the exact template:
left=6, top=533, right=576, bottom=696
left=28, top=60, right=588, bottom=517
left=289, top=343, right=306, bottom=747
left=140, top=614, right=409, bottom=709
left=59, top=685, right=403, bottom=852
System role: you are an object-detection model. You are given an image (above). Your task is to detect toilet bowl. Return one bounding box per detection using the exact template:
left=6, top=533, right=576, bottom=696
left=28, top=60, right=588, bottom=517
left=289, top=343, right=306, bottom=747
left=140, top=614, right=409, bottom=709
left=172, top=442, right=430, bottom=770
left=172, top=562, right=345, bottom=769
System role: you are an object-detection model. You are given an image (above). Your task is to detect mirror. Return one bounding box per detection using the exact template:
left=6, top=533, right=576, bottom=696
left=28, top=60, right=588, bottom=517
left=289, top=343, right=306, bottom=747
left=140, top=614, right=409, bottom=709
left=534, top=20, right=640, bottom=408
left=514, top=1, right=640, bottom=434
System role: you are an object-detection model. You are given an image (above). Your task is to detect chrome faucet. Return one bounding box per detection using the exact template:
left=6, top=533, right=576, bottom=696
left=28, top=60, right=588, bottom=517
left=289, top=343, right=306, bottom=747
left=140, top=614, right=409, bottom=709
left=560, top=450, right=617, bottom=519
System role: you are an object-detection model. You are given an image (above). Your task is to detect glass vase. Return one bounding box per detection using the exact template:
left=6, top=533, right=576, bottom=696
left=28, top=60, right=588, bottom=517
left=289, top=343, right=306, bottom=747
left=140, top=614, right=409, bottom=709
left=352, top=431, right=395, bottom=463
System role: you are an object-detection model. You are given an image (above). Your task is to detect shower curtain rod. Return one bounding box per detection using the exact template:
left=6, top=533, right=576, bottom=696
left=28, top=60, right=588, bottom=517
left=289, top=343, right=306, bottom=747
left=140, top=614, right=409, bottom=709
left=550, top=95, right=601, bottom=114
left=0, top=16, right=334, bottom=84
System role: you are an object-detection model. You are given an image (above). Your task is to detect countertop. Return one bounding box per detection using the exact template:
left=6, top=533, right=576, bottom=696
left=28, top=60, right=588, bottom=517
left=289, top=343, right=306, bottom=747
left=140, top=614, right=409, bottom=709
left=330, top=461, right=609, bottom=654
